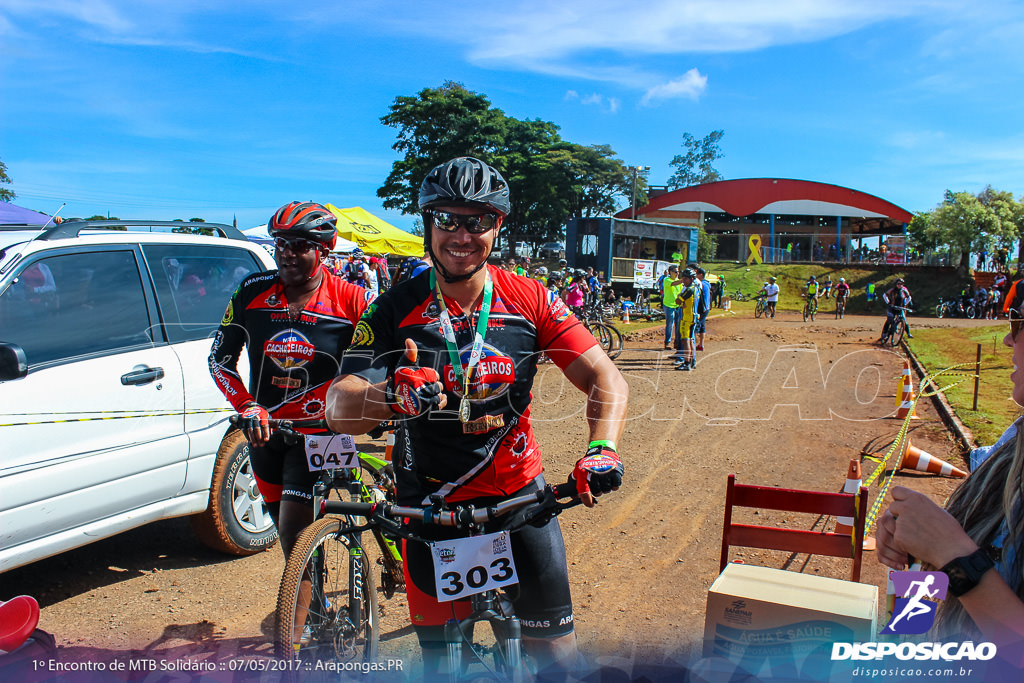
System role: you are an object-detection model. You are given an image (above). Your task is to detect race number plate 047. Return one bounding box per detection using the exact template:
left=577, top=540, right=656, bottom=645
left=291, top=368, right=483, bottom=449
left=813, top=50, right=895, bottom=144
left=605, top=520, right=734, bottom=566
left=304, top=434, right=358, bottom=472
left=430, top=531, right=518, bottom=602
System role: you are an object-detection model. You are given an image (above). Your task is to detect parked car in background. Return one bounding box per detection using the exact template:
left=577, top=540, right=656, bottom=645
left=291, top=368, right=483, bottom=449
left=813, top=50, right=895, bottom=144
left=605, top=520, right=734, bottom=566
left=0, top=220, right=278, bottom=573
left=538, top=242, right=565, bottom=259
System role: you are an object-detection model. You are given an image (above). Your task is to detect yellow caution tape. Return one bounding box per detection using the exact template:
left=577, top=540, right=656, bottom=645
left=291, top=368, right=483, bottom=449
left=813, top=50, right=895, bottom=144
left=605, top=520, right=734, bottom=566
left=0, top=408, right=231, bottom=428
left=862, top=361, right=978, bottom=535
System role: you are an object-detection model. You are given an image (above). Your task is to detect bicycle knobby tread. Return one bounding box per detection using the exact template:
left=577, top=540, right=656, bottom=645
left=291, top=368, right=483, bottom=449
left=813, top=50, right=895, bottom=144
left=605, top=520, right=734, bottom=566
left=274, top=516, right=342, bottom=659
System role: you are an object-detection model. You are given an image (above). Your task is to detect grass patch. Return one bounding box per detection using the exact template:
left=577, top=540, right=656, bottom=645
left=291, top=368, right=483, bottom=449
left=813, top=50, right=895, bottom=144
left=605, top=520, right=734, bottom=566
left=907, top=322, right=1019, bottom=446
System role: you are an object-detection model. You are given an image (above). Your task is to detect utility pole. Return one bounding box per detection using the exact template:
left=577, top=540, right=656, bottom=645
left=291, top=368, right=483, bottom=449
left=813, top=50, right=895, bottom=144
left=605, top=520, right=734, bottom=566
left=630, top=166, right=650, bottom=220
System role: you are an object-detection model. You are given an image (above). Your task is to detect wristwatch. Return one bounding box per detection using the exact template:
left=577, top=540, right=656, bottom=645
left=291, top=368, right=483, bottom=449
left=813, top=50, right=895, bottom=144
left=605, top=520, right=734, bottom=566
left=940, top=548, right=995, bottom=597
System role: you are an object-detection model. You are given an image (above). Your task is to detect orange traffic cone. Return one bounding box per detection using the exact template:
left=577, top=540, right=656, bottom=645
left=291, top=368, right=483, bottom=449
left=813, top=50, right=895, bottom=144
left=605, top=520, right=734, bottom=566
left=623, top=306, right=631, bottom=324
left=895, top=360, right=919, bottom=419
left=384, top=429, right=395, bottom=462
left=899, top=438, right=967, bottom=478
left=836, top=459, right=876, bottom=550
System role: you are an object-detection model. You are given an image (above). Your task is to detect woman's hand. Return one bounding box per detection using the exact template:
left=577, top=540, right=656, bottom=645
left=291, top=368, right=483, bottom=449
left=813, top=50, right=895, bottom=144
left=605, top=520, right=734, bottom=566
left=876, top=486, right=979, bottom=570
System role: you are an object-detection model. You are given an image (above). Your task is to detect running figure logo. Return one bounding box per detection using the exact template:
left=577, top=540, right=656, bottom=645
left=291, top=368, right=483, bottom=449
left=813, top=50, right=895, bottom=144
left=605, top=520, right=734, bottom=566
left=882, top=571, right=949, bottom=635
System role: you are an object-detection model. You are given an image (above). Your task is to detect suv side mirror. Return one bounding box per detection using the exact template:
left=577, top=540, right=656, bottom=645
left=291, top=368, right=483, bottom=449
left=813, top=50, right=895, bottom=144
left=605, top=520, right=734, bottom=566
left=0, top=342, right=28, bottom=381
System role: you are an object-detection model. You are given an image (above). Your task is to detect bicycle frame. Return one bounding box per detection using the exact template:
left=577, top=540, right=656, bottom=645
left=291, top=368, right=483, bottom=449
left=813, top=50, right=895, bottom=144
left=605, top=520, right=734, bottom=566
left=323, top=484, right=580, bottom=681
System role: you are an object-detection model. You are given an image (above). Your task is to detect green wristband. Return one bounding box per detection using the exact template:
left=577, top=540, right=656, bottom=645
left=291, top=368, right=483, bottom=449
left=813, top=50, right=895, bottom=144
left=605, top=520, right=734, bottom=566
left=589, top=439, right=617, bottom=451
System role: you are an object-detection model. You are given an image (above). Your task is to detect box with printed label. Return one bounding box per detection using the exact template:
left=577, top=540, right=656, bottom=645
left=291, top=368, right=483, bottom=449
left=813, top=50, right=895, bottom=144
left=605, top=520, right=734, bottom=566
left=704, top=563, right=878, bottom=669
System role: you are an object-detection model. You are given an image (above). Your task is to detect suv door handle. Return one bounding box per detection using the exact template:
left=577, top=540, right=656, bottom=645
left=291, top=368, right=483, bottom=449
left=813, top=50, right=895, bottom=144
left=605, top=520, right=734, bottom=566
left=121, top=367, right=165, bottom=385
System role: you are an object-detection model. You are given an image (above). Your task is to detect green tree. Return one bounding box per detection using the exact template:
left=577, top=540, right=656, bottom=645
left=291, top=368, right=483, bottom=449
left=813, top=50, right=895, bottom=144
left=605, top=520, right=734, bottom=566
left=0, top=158, right=15, bottom=202
left=930, top=191, right=999, bottom=270
left=697, top=227, right=718, bottom=261
left=667, top=130, right=724, bottom=188
left=378, top=84, right=637, bottom=249
left=378, top=82, right=505, bottom=215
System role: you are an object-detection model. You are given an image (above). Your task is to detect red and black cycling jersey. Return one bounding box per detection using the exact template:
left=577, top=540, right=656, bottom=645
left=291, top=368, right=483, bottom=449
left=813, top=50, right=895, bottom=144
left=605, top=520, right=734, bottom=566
left=340, top=265, right=598, bottom=505
left=210, top=267, right=374, bottom=431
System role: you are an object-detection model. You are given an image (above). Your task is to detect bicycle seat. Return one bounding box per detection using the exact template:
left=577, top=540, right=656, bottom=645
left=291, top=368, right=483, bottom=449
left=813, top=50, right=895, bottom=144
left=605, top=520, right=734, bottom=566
left=0, top=595, right=40, bottom=654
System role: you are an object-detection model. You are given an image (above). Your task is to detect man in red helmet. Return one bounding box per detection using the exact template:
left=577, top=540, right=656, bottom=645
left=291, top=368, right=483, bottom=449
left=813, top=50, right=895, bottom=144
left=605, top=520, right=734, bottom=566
left=327, top=158, right=628, bottom=676
left=209, top=201, right=374, bottom=558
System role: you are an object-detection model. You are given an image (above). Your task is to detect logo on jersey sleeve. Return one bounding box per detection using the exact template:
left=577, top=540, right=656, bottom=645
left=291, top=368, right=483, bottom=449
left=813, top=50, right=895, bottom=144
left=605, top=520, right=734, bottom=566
left=547, top=290, right=572, bottom=322
left=221, top=300, right=234, bottom=326
left=264, top=329, right=315, bottom=370
left=352, top=320, right=375, bottom=347
left=444, top=343, right=515, bottom=400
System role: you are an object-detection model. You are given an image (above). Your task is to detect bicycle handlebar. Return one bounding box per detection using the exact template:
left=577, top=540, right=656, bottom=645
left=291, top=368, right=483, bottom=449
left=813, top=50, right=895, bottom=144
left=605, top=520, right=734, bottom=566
left=322, top=482, right=579, bottom=530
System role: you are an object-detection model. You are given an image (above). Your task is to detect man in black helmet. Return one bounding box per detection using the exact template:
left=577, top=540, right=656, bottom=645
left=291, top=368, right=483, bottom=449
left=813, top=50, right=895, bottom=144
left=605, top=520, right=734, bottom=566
left=327, top=157, right=628, bottom=676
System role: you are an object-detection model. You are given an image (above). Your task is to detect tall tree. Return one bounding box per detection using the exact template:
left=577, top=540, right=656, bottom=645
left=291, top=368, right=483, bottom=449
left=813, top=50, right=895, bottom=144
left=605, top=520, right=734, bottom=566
left=667, top=130, right=725, bottom=188
left=378, top=82, right=505, bottom=215
left=923, top=191, right=1000, bottom=270
left=377, top=84, right=636, bottom=247
left=0, top=158, right=15, bottom=202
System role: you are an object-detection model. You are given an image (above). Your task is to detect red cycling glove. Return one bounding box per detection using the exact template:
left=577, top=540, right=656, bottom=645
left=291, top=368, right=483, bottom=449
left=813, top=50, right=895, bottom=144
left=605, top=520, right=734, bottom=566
left=571, top=441, right=624, bottom=499
left=387, top=366, right=443, bottom=417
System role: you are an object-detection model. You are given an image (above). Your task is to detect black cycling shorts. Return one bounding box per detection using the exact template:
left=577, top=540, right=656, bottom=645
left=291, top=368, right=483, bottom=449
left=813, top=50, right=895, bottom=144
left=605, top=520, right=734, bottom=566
left=247, top=430, right=319, bottom=506
left=403, top=476, right=575, bottom=639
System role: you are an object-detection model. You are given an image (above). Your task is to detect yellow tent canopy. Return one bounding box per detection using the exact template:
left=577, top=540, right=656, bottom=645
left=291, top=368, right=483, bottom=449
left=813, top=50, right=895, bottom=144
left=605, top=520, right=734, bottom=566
left=325, top=205, right=424, bottom=257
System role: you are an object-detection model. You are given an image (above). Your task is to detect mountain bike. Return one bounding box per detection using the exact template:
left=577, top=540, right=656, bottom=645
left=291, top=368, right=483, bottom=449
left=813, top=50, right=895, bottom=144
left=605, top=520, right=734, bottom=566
left=584, top=320, right=624, bottom=360
left=835, top=295, right=847, bottom=319
left=322, top=481, right=581, bottom=682
left=260, top=418, right=404, bottom=664
left=802, top=295, right=818, bottom=322
left=754, top=295, right=768, bottom=319
left=879, top=305, right=912, bottom=347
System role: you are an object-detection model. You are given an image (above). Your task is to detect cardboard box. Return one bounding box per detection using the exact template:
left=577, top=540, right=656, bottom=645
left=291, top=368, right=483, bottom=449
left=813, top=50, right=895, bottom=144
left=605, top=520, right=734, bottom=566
left=704, top=563, right=877, bottom=673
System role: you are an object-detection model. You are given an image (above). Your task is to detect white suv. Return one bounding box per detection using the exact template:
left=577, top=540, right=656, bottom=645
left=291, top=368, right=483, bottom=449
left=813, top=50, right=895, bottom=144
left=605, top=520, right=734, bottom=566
left=0, top=220, right=279, bottom=572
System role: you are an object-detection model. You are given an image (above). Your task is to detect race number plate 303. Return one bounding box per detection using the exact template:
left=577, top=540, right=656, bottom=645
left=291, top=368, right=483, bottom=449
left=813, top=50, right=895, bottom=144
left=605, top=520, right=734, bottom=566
left=430, top=531, right=518, bottom=602
left=304, top=434, right=358, bottom=472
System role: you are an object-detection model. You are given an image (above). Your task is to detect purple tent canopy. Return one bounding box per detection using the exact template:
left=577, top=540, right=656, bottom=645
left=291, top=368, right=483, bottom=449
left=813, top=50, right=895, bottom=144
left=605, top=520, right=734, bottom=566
left=0, top=201, right=52, bottom=225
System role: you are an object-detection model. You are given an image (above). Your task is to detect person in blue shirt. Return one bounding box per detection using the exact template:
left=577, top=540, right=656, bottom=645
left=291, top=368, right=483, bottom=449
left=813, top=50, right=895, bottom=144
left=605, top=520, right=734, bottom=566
left=694, top=267, right=711, bottom=352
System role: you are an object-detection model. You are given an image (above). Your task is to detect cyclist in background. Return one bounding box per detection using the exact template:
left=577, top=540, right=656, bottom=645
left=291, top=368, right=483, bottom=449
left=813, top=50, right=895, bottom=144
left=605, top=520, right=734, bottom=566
left=879, top=277, right=914, bottom=343
left=343, top=247, right=373, bottom=290
left=326, top=157, right=627, bottom=677
left=803, top=275, right=820, bottom=316
left=760, top=276, right=780, bottom=318
left=822, top=275, right=833, bottom=299
left=835, top=277, right=850, bottom=309
left=209, top=201, right=374, bottom=558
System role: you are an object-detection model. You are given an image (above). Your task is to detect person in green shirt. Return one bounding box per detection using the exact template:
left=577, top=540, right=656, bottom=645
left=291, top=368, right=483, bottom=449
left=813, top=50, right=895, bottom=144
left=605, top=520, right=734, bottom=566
left=660, top=264, right=681, bottom=350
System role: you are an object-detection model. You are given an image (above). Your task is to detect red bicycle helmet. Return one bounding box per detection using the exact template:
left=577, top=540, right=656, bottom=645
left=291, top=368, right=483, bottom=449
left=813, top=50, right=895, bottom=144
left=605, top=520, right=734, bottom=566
left=268, top=202, right=337, bottom=251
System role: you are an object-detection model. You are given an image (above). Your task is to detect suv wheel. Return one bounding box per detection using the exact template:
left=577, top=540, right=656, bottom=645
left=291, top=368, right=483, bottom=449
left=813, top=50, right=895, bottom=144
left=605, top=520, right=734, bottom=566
left=191, top=429, right=278, bottom=555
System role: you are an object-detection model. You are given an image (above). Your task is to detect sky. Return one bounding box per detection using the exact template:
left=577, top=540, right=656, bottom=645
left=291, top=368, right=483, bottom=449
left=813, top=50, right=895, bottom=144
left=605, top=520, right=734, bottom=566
left=2, top=0, right=1023, bottom=234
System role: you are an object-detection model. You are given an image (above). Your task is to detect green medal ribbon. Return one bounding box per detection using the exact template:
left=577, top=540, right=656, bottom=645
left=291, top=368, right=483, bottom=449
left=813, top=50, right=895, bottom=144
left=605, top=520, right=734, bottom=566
left=430, top=269, right=494, bottom=422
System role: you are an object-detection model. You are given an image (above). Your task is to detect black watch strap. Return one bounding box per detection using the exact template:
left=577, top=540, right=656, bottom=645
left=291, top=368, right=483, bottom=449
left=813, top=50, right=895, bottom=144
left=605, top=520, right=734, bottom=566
left=941, top=548, right=995, bottom=597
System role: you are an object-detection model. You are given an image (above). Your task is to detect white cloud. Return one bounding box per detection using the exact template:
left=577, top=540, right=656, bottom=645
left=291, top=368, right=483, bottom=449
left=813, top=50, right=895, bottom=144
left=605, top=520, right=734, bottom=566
left=640, top=69, right=708, bottom=105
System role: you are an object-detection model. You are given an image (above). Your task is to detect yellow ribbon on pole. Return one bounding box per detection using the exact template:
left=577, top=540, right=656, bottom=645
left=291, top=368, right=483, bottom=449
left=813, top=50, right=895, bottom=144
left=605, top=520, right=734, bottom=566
left=746, top=235, right=763, bottom=265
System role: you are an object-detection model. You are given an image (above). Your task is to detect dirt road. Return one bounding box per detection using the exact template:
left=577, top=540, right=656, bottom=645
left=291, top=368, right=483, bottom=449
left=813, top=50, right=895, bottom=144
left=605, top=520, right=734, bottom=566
left=4, top=311, right=986, bottom=679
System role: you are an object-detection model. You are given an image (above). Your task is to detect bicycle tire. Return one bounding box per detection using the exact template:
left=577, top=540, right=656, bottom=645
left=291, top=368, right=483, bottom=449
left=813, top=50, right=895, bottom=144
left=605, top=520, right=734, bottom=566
left=603, top=323, right=624, bottom=360
left=802, top=303, right=808, bottom=322
left=754, top=301, right=764, bottom=318
left=586, top=321, right=623, bottom=360
left=934, top=303, right=944, bottom=318
left=891, top=318, right=907, bottom=347
left=966, top=304, right=977, bottom=319
left=274, top=517, right=379, bottom=663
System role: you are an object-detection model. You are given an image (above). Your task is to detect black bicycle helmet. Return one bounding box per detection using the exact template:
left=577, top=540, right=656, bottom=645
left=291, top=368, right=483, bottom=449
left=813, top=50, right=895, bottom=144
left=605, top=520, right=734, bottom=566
left=418, top=157, right=511, bottom=216
left=269, top=201, right=337, bottom=250
left=681, top=268, right=696, bottom=279
left=418, top=157, right=511, bottom=284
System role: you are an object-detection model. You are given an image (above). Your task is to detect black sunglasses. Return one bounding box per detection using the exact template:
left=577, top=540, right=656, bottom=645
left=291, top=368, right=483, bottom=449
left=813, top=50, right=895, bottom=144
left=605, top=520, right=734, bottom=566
left=274, top=236, right=319, bottom=254
left=1011, top=310, right=1024, bottom=341
left=428, top=210, right=499, bottom=234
